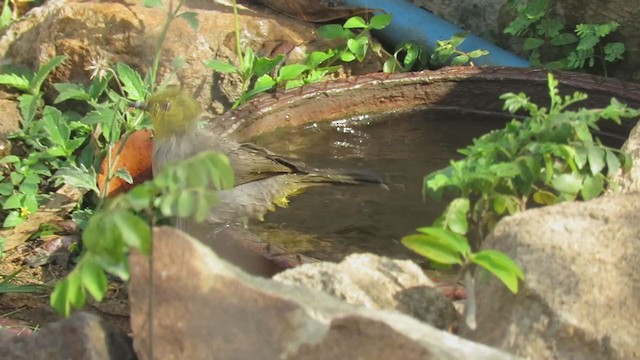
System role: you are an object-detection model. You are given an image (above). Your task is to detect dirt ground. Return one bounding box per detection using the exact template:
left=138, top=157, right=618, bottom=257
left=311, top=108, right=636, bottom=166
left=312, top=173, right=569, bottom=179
left=0, top=239, right=130, bottom=336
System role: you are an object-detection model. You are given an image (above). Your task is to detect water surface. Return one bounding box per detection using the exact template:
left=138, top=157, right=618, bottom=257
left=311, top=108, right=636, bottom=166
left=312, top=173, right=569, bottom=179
left=250, top=108, right=509, bottom=262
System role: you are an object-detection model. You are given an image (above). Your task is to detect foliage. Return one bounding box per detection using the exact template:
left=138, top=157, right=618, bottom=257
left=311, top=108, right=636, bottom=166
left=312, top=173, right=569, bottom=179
left=429, top=32, right=490, bottom=68
left=206, top=6, right=393, bottom=108
left=0, top=0, right=197, bottom=299
left=504, top=0, right=625, bottom=75
left=51, top=151, right=234, bottom=316
left=403, top=73, right=638, bottom=293
left=383, top=41, right=428, bottom=73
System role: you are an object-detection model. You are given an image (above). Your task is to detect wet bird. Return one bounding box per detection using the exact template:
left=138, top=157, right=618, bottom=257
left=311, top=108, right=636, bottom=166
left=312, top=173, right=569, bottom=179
left=142, top=86, right=385, bottom=224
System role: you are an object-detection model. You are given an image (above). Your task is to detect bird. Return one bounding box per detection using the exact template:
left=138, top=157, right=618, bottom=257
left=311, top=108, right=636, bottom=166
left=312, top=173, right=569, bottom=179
left=140, top=86, right=386, bottom=225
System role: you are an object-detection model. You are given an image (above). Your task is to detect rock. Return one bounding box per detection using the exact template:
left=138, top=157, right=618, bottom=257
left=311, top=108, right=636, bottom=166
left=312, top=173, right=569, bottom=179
left=273, top=253, right=457, bottom=330
left=408, top=0, right=504, bottom=38
left=612, top=122, right=640, bottom=192
left=0, top=312, right=135, bottom=360
left=0, top=92, right=20, bottom=135
left=0, top=0, right=383, bottom=114
left=129, top=226, right=519, bottom=360
left=460, top=192, right=640, bottom=359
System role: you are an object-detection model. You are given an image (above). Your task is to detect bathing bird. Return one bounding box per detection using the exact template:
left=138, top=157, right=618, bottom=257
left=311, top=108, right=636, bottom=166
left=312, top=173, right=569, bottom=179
left=141, top=86, right=385, bottom=224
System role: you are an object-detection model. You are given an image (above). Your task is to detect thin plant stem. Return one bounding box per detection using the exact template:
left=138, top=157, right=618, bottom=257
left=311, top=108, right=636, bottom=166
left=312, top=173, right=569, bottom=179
left=232, top=0, right=243, bottom=67
left=148, top=0, right=184, bottom=91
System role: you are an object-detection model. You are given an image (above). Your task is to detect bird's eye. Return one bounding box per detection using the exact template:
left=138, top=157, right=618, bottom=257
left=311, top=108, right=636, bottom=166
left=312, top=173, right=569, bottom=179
left=162, top=101, right=172, bottom=111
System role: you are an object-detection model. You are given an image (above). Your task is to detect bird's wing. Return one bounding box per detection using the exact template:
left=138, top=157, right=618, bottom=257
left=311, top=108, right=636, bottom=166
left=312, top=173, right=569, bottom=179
left=152, top=130, right=314, bottom=185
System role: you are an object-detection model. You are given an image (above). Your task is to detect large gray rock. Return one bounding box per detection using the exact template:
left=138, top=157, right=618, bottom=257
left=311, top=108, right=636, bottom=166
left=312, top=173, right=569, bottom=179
left=0, top=312, right=135, bottom=360
left=129, top=226, right=519, bottom=360
left=461, top=192, right=640, bottom=359
left=274, top=253, right=457, bottom=330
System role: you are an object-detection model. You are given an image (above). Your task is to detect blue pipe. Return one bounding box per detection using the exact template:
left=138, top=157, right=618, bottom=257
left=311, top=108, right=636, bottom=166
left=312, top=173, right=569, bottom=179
left=342, top=0, right=530, bottom=67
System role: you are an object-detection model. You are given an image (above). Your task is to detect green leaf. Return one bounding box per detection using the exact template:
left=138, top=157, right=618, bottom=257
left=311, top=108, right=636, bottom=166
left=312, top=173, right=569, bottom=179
left=0, top=155, right=19, bottom=164
left=3, top=193, right=24, bottom=209
left=442, top=198, right=469, bottom=234
left=253, top=74, right=276, bottom=92
left=277, top=64, right=308, bottom=81
left=3, top=211, right=24, bottom=227
left=143, top=0, right=163, bottom=8
left=54, top=164, right=99, bottom=194
left=317, top=24, right=350, bottom=40
left=468, top=49, right=489, bottom=58
left=581, top=174, right=603, bottom=200
left=18, top=93, right=40, bottom=125
left=523, top=37, right=545, bottom=50
left=176, top=190, right=195, bottom=218
left=253, top=55, right=284, bottom=77
left=574, top=146, right=587, bottom=169
left=30, top=55, right=67, bottom=95
left=125, top=185, right=153, bottom=211
left=605, top=150, right=621, bottom=177
left=451, top=54, right=470, bottom=66
left=401, top=234, right=463, bottom=265
left=0, top=73, right=30, bottom=92
left=533, top=190, right=557, bottom=205
left=308, top=51, right=333, bottom=68
left=204, top=59, right=238, bottom=73
left=415, top=226, right=471, bottom=256
left=550, top=32, right=578, bottom=46
left=340, top=51, right=356, bottom=62
left=368, top=13, right=392, bottom=30
left=343, top=16, right=367, bottom=29
left=80, top=257, right=108, bottom=301
left=116, top=168, right=133, bottom=184
left=50, top=276, right=72, bottom=317
left=551, top=173, right=583, bottom=195
left=53, top=83, right=90, bottom=103
left=179, top=11, right=199, bottom=31
left=42, top=106, right=70, bottom=148
left=347, top=36, right=368, bottom=62
left=471, top=250, right=524, bottom=293
left=0, top=183, right=13, bottom=196
left=587, top=146, right=605, bottom=175
left=113, top=211, right=151, bottom=255
left=116, top=63, right=147, bottom=101
left=88, top=72, right=113, bottom=99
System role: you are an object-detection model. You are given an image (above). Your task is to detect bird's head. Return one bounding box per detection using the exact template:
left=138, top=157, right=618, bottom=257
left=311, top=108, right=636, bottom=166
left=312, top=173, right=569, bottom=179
left=136, top=86, right=201, bottom=139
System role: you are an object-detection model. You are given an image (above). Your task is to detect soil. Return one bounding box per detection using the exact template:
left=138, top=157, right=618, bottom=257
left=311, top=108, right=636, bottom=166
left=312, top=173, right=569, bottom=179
left=0, top=237, right=131, bottom=336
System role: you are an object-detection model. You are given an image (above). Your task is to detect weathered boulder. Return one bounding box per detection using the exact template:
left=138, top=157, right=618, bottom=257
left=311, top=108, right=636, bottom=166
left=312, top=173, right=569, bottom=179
left=461, top=192, right=640, bottom=359
left=0, top=92, right=20, bottom=135
left=129, top=226, right=519, bottom=360
left=274, top=253, right=457, bottom=330
left=0, top=312, right=135, bottom=360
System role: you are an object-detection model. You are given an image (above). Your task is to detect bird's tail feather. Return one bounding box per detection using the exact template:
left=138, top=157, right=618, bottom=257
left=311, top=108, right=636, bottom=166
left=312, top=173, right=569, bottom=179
left=302, top=169, right=387, bottom=188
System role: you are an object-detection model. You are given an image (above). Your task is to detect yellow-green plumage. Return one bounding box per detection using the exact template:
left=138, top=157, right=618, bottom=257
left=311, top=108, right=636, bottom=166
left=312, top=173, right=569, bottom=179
left=147, top=86, right=384, bottom=224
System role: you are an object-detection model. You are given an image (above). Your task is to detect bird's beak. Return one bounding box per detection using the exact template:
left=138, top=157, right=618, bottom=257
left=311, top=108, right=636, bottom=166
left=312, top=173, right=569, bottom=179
left=130, top=100, right=147, bottom=110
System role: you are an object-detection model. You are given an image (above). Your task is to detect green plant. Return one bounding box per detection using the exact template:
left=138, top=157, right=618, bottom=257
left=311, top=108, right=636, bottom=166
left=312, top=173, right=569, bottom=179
left=383, top=41, right=428, bottom=73
left=50, top=151, right=234, bottom=316
left=403, top=73, right=638, bottom=294
left=206, top=9, right=393, bottom=108
left=429, top=32, right=490, bottom=68
left=0, top=56, right=75, bottom=228
left=504, top=0, right=625, bottom=75
left=317, top=14, right=392, bottom=63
